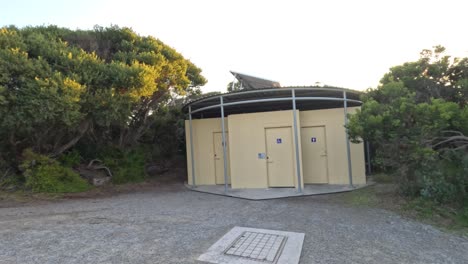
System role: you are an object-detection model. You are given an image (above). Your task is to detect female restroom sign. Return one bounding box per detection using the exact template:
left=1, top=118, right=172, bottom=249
left=311, top=137, right=317, bottom=143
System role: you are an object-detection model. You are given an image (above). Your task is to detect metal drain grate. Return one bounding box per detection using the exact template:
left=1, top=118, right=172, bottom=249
left=224, top=231, right=287, bottom=263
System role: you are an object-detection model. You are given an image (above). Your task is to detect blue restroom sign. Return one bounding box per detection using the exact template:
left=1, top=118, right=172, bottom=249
left=276, top=138, right=282, bottom=144
left=311, top=137, right=317, bottom=143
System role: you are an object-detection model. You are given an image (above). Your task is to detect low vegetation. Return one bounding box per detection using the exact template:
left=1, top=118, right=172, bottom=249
left=21, top=149, right=90, bottom=193
left=340, top=181, right=468, bottom=234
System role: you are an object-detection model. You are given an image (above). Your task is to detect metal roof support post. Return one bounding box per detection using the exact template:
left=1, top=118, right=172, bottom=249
left=220, top=96, right=229, bottom=193
left=366, top=141, right=372, bottom=175
left=343, top=91, right=354, bottom=187
left=292, top=89, right=303, bottom=193
left=189, top=105, right=196, bottom=187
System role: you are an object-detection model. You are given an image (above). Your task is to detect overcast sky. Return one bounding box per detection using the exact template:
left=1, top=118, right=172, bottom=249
left=2, top=0, right=467, bottom=93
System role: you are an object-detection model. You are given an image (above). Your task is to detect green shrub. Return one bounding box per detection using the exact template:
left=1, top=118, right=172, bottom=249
left=141, top=106, right=186, bottom=160
left=0, top=172, right=23, bottom=190
left=372, top=173, right=395, bottom=183
left=0, top=154, right=24, bottom=190
left=456, top=208, right=468, bottom=228
left=21, top=149, right=90, bottom=193
left=418, top=151, right=468, bottom=204
left=59, top=149, right=82, bottom=167
left=100, top=147, right=147, bottom=184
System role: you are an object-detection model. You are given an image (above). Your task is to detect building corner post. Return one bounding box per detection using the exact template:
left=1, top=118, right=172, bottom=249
left=220, top=96, right=229, bottom=193
left=292, top=89, right=303, bottom=193
left=343, top=91, right=354, bottom=188
left=189, top=105, right=196, bottom=187
left=365, top=141, right=371, bottom=175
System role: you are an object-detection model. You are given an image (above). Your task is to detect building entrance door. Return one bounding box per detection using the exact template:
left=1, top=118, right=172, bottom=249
left=301, top=126, right=328, bottom=183
left=265, top=127, right=295, bottom=187
left=213, top=132, right=230, bottom=184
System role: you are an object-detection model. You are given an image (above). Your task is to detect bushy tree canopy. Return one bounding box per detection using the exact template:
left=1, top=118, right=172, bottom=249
left=348, top=46, right=468, bottom=204
left=0, top=25, right=206, bottom=166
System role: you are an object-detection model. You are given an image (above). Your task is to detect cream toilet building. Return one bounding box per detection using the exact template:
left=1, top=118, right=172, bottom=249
left=183, top=73, right=367, bottom=192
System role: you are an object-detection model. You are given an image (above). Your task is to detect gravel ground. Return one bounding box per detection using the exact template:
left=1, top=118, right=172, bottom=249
left=0, top=184, right=467, bottom=264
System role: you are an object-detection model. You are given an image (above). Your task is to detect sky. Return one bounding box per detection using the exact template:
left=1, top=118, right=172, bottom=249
left=2, top=0, right=468, bottom=93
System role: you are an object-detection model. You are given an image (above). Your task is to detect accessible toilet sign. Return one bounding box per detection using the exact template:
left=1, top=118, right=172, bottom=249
left=277, top=138, right=282, bottom=144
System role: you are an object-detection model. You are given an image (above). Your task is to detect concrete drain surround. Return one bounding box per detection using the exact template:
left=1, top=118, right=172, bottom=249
left=198, top=227, right=304, bottom=264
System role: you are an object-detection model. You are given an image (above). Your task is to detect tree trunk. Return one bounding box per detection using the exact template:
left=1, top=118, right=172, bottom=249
left=52, top=120, right=90, bottom=156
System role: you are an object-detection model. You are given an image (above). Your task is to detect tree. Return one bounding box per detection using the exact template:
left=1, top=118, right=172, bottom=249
left=380, top=45, right=468, bottom=106
left=347, top=46, right=468, bottom=204
left=0, top=25, right=206, bottom=166
left=227, top=81, right=241, bottom=92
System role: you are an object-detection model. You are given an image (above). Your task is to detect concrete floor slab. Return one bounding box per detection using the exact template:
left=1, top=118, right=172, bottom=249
left=185, top=183, right=370, bottom=200
left=198, top=226, right=304, bottom=264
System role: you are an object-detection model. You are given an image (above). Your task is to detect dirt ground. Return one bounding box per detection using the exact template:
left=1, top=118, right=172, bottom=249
left=1, top=171, right=467, bottom=263
left=1, top=183, right=467, bottom=264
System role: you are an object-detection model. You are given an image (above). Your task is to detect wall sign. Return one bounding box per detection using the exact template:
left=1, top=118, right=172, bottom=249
left=276, top=138, right=282, bottom=144
left=311, top=137, right=317, bottom=143
left=258, top=153, right=266, bottom=159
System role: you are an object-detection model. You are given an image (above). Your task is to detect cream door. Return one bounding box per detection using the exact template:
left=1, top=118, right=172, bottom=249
left=213, top=132, right=230, bottom=184
left=265, top=127, right=295, bottom=187
left=301, top=126, right=328, bottom=183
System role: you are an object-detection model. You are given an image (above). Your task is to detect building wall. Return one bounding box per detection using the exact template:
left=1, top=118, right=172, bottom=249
left=227, top=110, right=303, bottom=189
left=300, top=107, right=366, bottom=184
left=185, top=118, right=228, bottom=185
left=185, top=107, right=366, bottom=188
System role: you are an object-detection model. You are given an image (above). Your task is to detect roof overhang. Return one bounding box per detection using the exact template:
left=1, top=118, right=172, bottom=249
left=183, top=86, right=362, bottom=119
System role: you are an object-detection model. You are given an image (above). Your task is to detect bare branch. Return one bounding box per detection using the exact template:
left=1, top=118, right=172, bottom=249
left=87, top=159, right=102, bottom=168
left=441, top=130, right=464, bottom=136
left=453, top=145, right=468, bottom=151
left=432, top=135, right=468, bottom=148
left=52, top=120, right=90, bottom=157
left=1, top=168, right=11, bottom=182
left=92, top=166, right=113, bottom=178
left=85, top=159, right=113, bottom=177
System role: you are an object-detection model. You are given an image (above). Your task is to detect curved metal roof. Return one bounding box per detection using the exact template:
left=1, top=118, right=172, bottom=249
left=183, top=86, right=363, bottom=119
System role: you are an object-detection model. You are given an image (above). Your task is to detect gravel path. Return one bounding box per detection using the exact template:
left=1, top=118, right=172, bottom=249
left=0, top=184, right=467, bottom=264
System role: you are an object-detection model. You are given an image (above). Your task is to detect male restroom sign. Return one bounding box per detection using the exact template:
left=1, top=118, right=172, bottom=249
left=311, top=137, right=317, bottom=143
